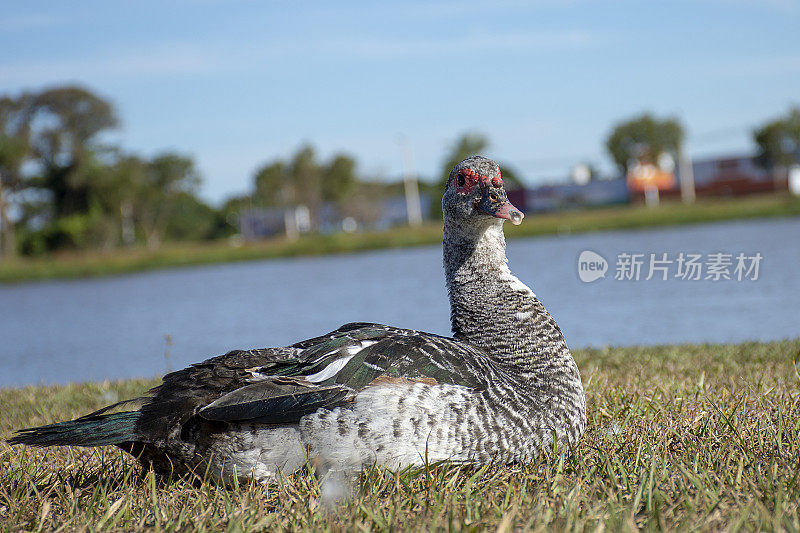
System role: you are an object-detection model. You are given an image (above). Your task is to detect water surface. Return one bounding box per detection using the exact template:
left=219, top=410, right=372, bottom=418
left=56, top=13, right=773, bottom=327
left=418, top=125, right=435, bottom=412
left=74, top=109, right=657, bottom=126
left=1, top=217, right=797, bottom=387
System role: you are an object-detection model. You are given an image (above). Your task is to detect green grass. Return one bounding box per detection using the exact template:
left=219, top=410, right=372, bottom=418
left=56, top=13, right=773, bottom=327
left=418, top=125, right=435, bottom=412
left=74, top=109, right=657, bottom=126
left=1, top=193, right=800, bottom=284
left=2, top=339, right=799, bottom=531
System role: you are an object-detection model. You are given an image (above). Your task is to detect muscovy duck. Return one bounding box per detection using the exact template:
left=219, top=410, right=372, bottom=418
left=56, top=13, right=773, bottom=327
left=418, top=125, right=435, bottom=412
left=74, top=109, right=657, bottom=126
left=9, top=156, right=586, bottom=483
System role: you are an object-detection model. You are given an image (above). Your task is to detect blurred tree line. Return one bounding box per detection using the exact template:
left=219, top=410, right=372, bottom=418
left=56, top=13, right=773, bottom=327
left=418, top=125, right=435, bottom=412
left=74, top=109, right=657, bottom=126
left=237, top=144, right=357, bottom=231
left=223, top=143, right=445, bottom=232
left=3, top=84, right=794, bottom=258
left=0, top=86, right=231, bottom=258
left=231, top=133, right=525, bottom=226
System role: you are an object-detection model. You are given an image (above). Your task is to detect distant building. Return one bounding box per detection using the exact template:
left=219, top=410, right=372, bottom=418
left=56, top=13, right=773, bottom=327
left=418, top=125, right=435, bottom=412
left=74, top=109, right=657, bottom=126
left=685, top=155, right=787, bottom=197
left=630, top=154, right=789, bottom=201
left=238, top=207, right=306, bottom=241
left=511, top=152, right=790, bottom=213
left=512, top=178, right=629, bottom=213
left=371, top=195, right=432, bottom=230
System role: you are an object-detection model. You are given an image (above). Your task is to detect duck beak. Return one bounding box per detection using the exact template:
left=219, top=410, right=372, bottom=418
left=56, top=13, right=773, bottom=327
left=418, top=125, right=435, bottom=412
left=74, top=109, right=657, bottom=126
left=490, top=200, right=524, bottom=225
left=475, top=189, right=524, bottom=225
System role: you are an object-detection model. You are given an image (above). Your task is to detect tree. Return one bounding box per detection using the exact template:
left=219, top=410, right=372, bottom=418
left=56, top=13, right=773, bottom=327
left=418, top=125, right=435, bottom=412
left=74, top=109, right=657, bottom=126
left=30, top=86, right=118, bottom=218
left=138, top=153, right=201, bottom=249
left=254, top=161, right=291, bottom=207
left=100, top=152, right=149, bottom=246
left=605, top=113, right=684, bottom=173
left=164, top=192, right=230, bottom=242
left=250, top=145, right=358, bottom=231
left=1, top=85, right=226, bottom=254
left=0, top=94, right=33, bottom=257
left=322, top=154, right=356, bottom=204
left=753, top=107, right=800, bottom=169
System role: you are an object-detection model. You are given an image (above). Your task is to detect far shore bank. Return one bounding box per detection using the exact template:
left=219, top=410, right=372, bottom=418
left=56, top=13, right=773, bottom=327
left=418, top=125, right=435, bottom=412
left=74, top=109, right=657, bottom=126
left=1, top=193, right=798, bottom=284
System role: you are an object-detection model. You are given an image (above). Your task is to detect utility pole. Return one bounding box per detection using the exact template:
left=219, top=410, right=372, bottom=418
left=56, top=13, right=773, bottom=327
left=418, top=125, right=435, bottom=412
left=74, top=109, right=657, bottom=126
left=398, top=136, right=423, bottom=227
left=678, top=150, right=696, bottom=204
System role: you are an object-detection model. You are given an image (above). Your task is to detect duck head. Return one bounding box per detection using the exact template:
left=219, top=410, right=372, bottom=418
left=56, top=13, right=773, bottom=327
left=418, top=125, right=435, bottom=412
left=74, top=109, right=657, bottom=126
left=442, top=156, right=524, bottom=229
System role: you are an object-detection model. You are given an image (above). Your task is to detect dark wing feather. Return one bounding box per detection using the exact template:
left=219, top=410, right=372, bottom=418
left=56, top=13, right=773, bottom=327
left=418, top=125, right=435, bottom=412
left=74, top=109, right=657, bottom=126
left=198, top=379, right=350, bottom=424
left=134, top=346, right=300, bottom=440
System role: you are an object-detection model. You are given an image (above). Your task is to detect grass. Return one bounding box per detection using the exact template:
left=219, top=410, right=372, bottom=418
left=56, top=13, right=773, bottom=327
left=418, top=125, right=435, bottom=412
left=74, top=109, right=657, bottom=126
left=1, top=339, right=799, bottom=531
left=1, top=193, right=800, bottom=284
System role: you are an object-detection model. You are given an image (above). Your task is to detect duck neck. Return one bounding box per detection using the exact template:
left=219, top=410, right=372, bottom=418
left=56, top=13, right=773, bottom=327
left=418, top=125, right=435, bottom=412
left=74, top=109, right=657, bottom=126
left=443, top=219, right=568, bottom=369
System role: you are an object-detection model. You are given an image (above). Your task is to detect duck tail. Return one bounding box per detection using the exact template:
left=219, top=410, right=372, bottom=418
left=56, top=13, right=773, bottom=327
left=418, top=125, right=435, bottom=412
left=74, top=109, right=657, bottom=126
left=7, top=412, right=140, bottom=448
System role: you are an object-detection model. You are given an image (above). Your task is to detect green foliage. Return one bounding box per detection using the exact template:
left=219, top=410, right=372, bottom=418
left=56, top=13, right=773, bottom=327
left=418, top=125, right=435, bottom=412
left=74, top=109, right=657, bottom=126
left=250, top=145, right=358, bottom=230
left=33, top=86, right=119, bottom=218
left=22, top=209, right=116, bottom=253
left=322, top=154, right=356, bottom=203
left=1, top=340, right=798, bottom=530
left=0, top=87, right=121, bottom=255
left=164, top=192, right=232, bottom=242
left=605, top=113, right=684, bottom=173
left=753, top=107, right=800, bottom=169
left=254, top=161, right=289, bottom=207
left=32, top=86, right=118, bottom=149
left=220, top=194, right=254, bottom=230
left=137, top=153, right=202, bottom=248
left=0, top=85, right=226, bottom=255
left=0, top=94, right=34, bottom=258
left=292, top=144, right=321, bottom=212
left=0, top=132, right=28, bottom=175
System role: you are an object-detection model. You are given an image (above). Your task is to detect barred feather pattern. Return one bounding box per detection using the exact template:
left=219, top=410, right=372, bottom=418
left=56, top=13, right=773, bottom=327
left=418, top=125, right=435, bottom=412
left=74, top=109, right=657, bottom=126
left=442, top=215, right=586, bottom=451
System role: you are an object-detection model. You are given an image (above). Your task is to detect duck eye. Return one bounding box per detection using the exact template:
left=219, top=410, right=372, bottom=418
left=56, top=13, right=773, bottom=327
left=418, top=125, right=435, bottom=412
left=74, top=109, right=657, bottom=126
left=457, top=175, right=465, bottom=187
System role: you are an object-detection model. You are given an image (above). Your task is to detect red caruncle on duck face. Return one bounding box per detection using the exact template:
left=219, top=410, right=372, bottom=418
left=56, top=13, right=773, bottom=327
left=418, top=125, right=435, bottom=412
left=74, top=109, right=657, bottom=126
left=454, top=168, right=502, bottom=195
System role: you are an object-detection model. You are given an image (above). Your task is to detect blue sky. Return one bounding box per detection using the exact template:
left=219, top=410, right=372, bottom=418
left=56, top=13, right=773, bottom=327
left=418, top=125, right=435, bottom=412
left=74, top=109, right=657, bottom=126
left=1, top=0, right=798, bottom=203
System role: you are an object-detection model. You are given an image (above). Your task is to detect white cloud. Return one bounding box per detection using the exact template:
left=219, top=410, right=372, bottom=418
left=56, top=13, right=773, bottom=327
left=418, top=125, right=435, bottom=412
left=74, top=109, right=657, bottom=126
left=0, top=42, right=224, bottom=87
left=0, top=27, right=603, bottom=88
left=322, top=30, right=602, bottom=59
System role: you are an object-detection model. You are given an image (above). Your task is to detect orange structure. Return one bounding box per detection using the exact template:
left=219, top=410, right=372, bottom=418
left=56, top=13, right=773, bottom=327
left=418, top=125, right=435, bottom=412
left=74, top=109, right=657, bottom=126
left=626, top=162, right=675, bottom=192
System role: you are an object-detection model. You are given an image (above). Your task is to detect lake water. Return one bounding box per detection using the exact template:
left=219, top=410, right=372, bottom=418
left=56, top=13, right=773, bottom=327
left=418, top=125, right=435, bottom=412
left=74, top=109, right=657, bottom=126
left=1, top=217, right=798, bottom=388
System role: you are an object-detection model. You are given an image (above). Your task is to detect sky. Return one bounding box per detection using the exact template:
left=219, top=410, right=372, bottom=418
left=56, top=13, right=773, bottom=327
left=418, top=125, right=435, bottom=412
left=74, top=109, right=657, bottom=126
left=1, top=0, right=799, bottom=204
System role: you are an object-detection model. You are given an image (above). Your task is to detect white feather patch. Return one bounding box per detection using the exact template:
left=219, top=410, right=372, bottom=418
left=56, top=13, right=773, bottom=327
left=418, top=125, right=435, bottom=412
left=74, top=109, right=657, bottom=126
left=305, top=341, right=377, bottom=383
left=347, top=340, right=376, bottom=354
left=306, top=355, right=354, bottom=383
left=499, top=266, right=535, bottom=296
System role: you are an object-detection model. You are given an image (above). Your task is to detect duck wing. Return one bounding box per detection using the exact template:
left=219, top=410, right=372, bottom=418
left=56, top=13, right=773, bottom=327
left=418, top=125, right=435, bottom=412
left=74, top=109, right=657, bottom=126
left=253, top=322, right=493, bottom=391
left=135, top=323, right=495, bottom=438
